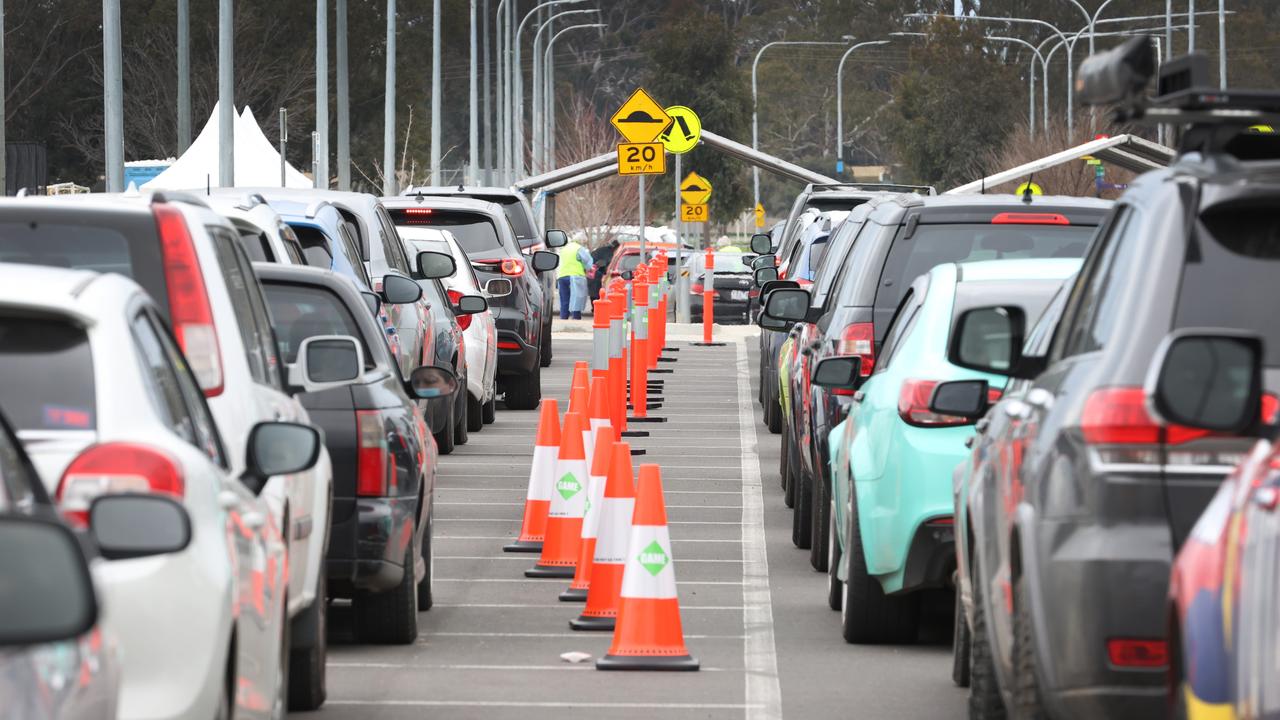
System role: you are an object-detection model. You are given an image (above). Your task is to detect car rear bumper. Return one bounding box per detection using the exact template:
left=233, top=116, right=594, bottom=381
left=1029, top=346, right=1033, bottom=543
left=326, top=494, right=418, bottom=596
left=496, top=328, right=539, bottom=375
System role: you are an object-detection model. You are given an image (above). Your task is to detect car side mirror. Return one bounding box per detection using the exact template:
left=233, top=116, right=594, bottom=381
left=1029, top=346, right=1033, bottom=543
left=751, top=255, right=775, bottom=271
left=811, top=356, right=863, bottom=388
left=1145, top=330, right=1265, bottom=436
left=241, top=421, right=322, bottom=494
left=758, top=313, right=788, bottom=331
left=360, top=291, right=382, bottom=315
left=750, top=233, right=772, bottom=254
left=948, top=306, right=1033, bottom=377
left=0, top=516, right=97, bottom=647
left=621, top=270, right=634, bottom=281
left=754, top=267, right=779, bottom=286
left=545, top=229, right=569, bottom=248
left=416, top=250, right=457, bottom=280
left=381, top=273, right=424, bottom=304
left=531, top=250, right=559, bottom=273
left=90, top=494, right=192, bottom=561
left=759, top=279, right=799, bottom=297
left=763, top=287, right=810, bottom=322
left=409, top=364, right=459, bottom=399
left=929, top=380, right=991, bottom=421
left=454, top=294, right=488, bottom=315
left=288, top=335, right=364, bottom=392
left=484, top=278, right=513, bottom=297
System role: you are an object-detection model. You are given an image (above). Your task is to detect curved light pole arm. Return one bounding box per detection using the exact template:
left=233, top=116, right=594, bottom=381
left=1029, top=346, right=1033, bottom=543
left=836, top=40, right=890, bottom=168
left=514, top=0, right=585, bottom=177
left=543, top=23, right=604, bottom=171
left=531, top=7, right=597, bottom=174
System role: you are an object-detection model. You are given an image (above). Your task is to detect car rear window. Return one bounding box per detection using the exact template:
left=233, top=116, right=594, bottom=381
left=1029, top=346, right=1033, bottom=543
left=1174, top=203, right=1280, bottom=364
left=0, top=317, right=95, bottom=431
left=390, top=210, right=504, bottom=255
left=691, top=254, right=751, bottom=274
left=493, top=199, right=538, bottom=244
left=261, top=282, right=374, bottom=369
left=797, top=235, right=830, bottom=281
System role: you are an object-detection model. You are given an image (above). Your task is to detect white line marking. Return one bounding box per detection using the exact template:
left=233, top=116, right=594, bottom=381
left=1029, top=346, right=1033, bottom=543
left=326, top=700, right=756, bottom=709
left=427, top=631, right=746, bottom=639
left=328, top=663, right=733, bottom=673
left=436, top=518, right=745, bottom=525
left=736, top=339, right=783, bottom=720
left=436, top=555, right=745, bottom=563
left=432, top=603, right=744, bottom=610
left=433, top=578, right=745, bottom=586
left=436, top=535, right=744, bottom=543
left=437, top=487, right=743, bottom=495
left=435, top=501, right=743, bottom=509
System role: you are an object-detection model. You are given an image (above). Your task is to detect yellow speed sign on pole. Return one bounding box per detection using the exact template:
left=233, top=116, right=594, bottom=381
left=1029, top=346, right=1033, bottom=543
left=681, top=203, right=708, bottom=223
left=617, top=143, right=666, bottom=175
left=680, top=172, right=712, bottom=205
left=754, top=203, right=766, bottom=228
left=659, top=106, right=702, bottom=154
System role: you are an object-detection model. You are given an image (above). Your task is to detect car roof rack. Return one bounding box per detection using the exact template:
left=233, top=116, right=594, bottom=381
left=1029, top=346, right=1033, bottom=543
left=809, top=182, right=937, bottom=196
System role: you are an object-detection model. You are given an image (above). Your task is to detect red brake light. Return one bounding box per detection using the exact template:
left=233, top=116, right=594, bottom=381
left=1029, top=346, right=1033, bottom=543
left=990, top=212, right=1070, bottom=225
left=403, top=208, right=433, bottom=215
left=832, top=322, right=875, bottom=396
left=478, top=258, right=526, bottom=277
left=898, top=379, right=1002, bottom=427
left=691, top=282, right=705, bottom=294
left=497, top=340, right=521, bottom=350
left=154, top=203, right=223, bottom=397
left=356, top=410, right=391, bottom=497
left=1106, top=638, right=1167, bottom=668
left=446, top=288, right=473, bottom=330
left=58, top=443, right=184, bottom=528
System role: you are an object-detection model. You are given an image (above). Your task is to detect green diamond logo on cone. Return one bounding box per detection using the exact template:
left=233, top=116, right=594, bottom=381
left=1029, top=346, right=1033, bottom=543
left=638, top=540, right=670, bottom=576
left=557, top=473, right=582, bottom=500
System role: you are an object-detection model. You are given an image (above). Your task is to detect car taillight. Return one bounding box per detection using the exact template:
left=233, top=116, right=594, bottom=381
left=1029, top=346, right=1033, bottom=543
left=446, top=288, right=473, bottom=330
left=476, top=257, right=526, bottom=276
left=796, top=279, right=813, bottom=289
left=832, top=322, right=875, bottom=396
left=898, top=379, right=1002, bottom=427
left=691, top=282, right=705, bottom=294
left=356, top=410, right=391, bottom=497
left=154, top=203, right=223, bottom=397
left=58, top=443, right=184, bottom=528
left=497, top=340, right=521, bottom=350
left=990, top=212, right=1070, bottom=225
left=1106, top=638, right=1167, bottom=668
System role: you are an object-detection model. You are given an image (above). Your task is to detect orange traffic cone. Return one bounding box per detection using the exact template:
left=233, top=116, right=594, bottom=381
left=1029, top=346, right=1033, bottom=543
left=504, top=399, right=560, bottom=553
left=569, top=362, right=590, bottom=414
left=526, top=411, right=588, bottom=578
left=561, top=425, right=615, bottom=602
left=571, top=441, right=635, bottom=631
left=596, top=464, right=699, bottom=671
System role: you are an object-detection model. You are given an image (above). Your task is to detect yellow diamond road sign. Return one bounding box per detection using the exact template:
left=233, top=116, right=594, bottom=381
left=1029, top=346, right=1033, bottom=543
left=610, top=88, right=672, bottom=144
left=754, top=203, right=766, bottom=228
left=680, top=172, right=712, bottom=205
left=659, top=106, right=701, bottom=154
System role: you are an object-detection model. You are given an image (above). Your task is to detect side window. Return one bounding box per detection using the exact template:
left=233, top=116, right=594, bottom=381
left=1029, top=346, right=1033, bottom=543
left=377, top=207, right=413, bottom=275
left=144, top=311, right=226, bottom=467
left=337, top=225, right=372, bottom=287
left=875, top=287, right=921, bottom=373
left=210, top=228, right=280, bottom=387
left=1053, top=208, right=1137, bottom=359
left=236, top=230, right=273, bottom=262
left=0, top=427, right=37, bottom=512
left=278, top=224, right=306, bottom=265
left=130, top=312, right=198, bottom=446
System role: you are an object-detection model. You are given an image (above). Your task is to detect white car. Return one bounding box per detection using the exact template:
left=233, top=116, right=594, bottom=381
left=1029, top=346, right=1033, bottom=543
left=0, top=265, right=321, bottom=720
left=204, top=193, right=309, bottom=266
left=397, top=226, right=504, bottom=427
left=0, top=192, right=334, bottom=712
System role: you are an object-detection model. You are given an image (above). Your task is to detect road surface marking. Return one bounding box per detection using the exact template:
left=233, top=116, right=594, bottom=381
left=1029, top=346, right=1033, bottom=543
left=327, top=700, right=758, bottom=709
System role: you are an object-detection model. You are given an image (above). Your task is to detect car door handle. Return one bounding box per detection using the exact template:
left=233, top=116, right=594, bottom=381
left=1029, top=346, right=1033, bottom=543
left=975, top=418, right=990, bottom=435
left=964, top=436, right=976, bottom=449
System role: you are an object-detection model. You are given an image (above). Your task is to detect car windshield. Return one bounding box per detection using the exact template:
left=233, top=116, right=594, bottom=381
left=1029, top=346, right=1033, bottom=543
left=390, top=210, right=503, bottom=255
left=0, top=317, right=95, bottom=432
left=688, top=253, right=752, bottom=274
left=261, top=283, right=374, bottom=369
left=796, top=235, right=830, bottom=281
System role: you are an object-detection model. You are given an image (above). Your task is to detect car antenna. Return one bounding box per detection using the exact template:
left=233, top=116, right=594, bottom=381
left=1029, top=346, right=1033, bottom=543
left=1022, top=173, right=1035, bottom=204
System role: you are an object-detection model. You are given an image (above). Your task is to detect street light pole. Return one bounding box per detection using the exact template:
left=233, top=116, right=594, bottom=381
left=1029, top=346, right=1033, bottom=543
left=177, top=0, right=190, bottom=154
left=515, top=1, right=586, bottom=180
left=430, top=0, right=441, bottom=185
left=315, top=0, right=328, bottom=189
left=218, top=0, right=234, bottom=188
left=835, top=40, right=889, bottom=174
left=752, top=40, right=846, bottom=210
left=383, top=0, right=396, bottom=195
left=104, top=0, right=124, bottom=192
left=482, top=0, right=491, bottom=183
left=495, top=0, right=507, bottom=184
left=469, top=0, right=479, bottom=184
left=337, top=0, right=350, bottom=190
left=531, top=7, right=596, bottom=175
left=1217, top=0, right=1226, bottom=89
left=1188, top=0, right=1195, bottom=53
left=543, top=23, right=604, bottom=172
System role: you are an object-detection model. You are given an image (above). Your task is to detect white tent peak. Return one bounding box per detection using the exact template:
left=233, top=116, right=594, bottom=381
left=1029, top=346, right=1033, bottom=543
left=142, top=103, right=311, bottom=190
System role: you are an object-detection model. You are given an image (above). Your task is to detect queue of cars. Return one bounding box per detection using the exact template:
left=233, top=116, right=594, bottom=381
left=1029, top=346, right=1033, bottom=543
left=0, top=184, right=567, bottom=718
left=754, top=40, right=1280, bottom=720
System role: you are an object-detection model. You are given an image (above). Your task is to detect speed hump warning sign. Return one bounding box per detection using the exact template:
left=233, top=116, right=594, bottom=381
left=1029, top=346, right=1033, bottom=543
left=680, top=172, right=712, bottom=205
left=612, top=89, right=670, bottom=176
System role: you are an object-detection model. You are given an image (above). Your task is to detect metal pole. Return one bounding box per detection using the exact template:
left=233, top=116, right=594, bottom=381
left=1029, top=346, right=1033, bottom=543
left=0, top=2, right=4, bottom=194
left=217, top=0, right=233, bottom=188
left=496, top=0, right=506, bottom=185
left=177, top=0, right=191, bottom=154
left=1166, top=0, right=1174, bottom=62
left=482, top=0, right=491, bottom=183
left=430, top=0, right=442, bottom=185
left=103, top=0, right=123, bottom=192
left=279, top=108, right=288, bottom=186
left=383, top=0, right=396, bottom=195
left=516, top=2, right=584, bottom=180
left=542, top=23, right=603, bottom=178
left=315, top=0, right=328, bottom=189
left=336, top=0, right=350, bottom=190
left=505, top=0, right=514, bottom=182
left=531, top=10, right=545, bottom=176
left=1188, top=0, right=1195, bottom=52
left=674, top=154, right=689, bottom=323
left=638, top=176, right=646, bottom=261
left=835, top=40, right=890, bottom=174
left=1217, top=0, right=1226, bottom=89
left=469, top=0, right=479, bottom=184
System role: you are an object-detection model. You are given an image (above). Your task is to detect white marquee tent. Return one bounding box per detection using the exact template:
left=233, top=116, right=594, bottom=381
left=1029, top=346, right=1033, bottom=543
left=142, top=103, right=311, bottom=190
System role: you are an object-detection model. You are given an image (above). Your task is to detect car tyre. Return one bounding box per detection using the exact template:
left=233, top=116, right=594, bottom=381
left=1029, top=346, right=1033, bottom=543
left=841, top=489, right=919, bottom=644
left=503, top=356, right=543, bottom=410
left=540, top=320, right=553, bottom=367
left=287, top=574, right=327, bottom=711
left=454, top=394, right=469, bottom=446
left=434, top=398, right=456, bottom=455
left=781, top=428, right=795, bottom=508
left=827, top=495, right=843, bottom=611
left=952, top=584, right=971, bottom=688
left=767, top=395, right=782, bottom=434
left=271, top=594, right=291, bottom=720
left=1012, top=576, right=1049, bottom=719
left=792, top=467, right=812, bottom=550
left=467, top=392, right=485, bottom=432
left=354, top=544, right=418, bottom=645
left=482, top=392, right=497, bottom=424
left=417, top=511, right=434, bottom=611
left=968, top=570, right=1005, bottom=719
left=810, top=463, right=829, bottom=571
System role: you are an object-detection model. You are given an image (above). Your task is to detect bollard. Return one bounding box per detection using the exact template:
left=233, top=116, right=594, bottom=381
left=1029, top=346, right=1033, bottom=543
left=702, top=250, right=715, bottom=344
left=630, top=274, right=649, bottom=419
left=610, top=290, right=647, bottom=437
left=647, top=275, right=662, bottom=371
left=592, top=299, right=611, bottom=382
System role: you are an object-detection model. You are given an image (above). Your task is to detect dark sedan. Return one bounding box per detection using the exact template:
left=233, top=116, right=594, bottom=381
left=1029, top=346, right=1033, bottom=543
left=685, top=252, right=758, bottom=324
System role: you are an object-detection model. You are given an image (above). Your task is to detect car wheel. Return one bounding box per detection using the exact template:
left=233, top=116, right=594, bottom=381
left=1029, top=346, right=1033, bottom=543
left=767, top=395, right=782, bottom=434
left=271, top=594, right=290, bottom=720
left=1012, top=576, right=1049, bottom=719
left=417, top=510, right=434, bottom=611
left=482, top=392, right=497, bottom=424
left=792, top=466, right=812, bottom=550
left=354, top=544, right=418, bottom=645
left=503, top=356, right=542, bottom=410
left=287, top=574, right=328, bottom=711
left=827, top=495, right=842, bottom=611
left=781, top=428, right=795, bottom=507
left=540, top=320, right=553, bottom=367
left=841, top=489, right=919, bottom=644
left=467, top=392, right=484, bottom=432
left=434, top=397, right=456, bottom=455
left=968, top=570, right=1006, bottom=719
left=454, top=394, right=469, bottom=446
left=810, top=464, right=829, bottom=571
left=952, top=583, right=971, bottom=688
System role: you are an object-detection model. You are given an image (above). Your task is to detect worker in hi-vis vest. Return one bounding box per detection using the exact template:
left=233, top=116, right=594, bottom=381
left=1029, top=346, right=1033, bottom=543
left=556, top=238, right=593, bottom=320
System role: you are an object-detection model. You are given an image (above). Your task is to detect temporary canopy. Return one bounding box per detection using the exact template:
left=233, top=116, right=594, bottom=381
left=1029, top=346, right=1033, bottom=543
left=946, top=134, right=1175, bottom=195
left=143, top=103, right=311, bottom=189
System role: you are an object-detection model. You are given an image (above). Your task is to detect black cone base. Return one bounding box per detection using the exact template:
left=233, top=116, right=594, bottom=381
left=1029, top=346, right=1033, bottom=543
left=620, top=430, right=650, bottom=437
left=689, top=342, right=728, bottom=347
left=596, top=654, right=700, bottom=671
left=628, top=416, right=667, bottom=423
left=657, top=357, right=678, bottom=363
left=503, top=539, right=542, bottom=553
left=650, top=368, right=675, bottom=374
left=630, top=448, right=646, bottom=456
left=558, top=587, right=588, bottom=602
left=569, top=615, right=616, bottom=632
left=662, top=347, right=680, bottom=352
left=525, top=564, right=575, bottom=578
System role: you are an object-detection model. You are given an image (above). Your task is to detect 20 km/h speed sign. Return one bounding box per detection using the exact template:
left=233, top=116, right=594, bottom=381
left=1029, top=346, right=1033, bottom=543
left=618, top=143, right=666, bottom=175
left=681, top=203, right=708, bottom=223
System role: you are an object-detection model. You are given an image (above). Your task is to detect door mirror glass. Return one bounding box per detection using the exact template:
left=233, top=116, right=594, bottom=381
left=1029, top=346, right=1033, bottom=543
left=415, top=250, right=456, bottom=280
left=811, top=356, right=863, bottom=388
left=949, top=306, right=1026, bottom=374
left=289, top=335, right=364, bottom=392
left=531, top=250, right=559, bottom=273
left=381, top=273, right=424, bottom=304
left=360, top=290, right=381, bottom=315
left=244, top=421, right=321, bottom=491
left=750, top=233, right=772, bottom=254
left=409, top=364, right=459, bottom=399
left=455, top=294, right=488, bottom=315
left=754, top=267, right=779, bottom=286
left=90, top=494, right=192, bottom=561
left=545, top=229, right=569, bottom=248
left=759, top=279, right=799, bottom=297
left=751, top=255, right=775, bottom=270
left=763, top=287, right=810, bottom=322
left=484, top=278, right=513, bottom=297
left=0, top=517, right=97, bottom=646
left=759, top=313, right=788, bottom=331
left=929, top=380, right=991, bottom=420
left=620, top=270, right=634, bottom=281
left=1147, top=331, right=1264, bottom=434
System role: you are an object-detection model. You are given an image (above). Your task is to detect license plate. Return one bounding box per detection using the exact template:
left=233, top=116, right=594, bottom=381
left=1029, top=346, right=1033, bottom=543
left=730, top=290, right=749, bottom=301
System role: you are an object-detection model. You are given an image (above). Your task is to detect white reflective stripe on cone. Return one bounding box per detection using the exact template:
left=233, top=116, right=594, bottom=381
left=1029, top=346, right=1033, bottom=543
left=594, top=497, right=635, bottom=563
left=582, top=472, right=607, bottom=540
left=548, top=458, right=590, bottom=519
left=527, top=446, right=557, bottom=502
left=620, top=525, right=678, bottom=600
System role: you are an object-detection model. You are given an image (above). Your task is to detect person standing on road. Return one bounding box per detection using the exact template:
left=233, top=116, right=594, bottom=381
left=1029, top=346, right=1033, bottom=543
left=557, top=237, right=593, bottom=320
left=587, top=238, right=619, bottom=301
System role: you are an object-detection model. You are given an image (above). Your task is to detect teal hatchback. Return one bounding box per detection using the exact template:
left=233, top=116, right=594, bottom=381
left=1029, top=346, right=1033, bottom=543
left=822, top=258, right=1079, bottom=644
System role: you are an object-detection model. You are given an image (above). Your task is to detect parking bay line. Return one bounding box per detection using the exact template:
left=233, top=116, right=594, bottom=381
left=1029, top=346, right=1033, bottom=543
left=434, top=578, right=746, bottom=585
left=436, top=535, right=744, bottom=543
left=326, top=699, right=757, bottom=709
left=328, top=663, right=732, bottom=673
left=427, top=631, right=746, bottom=639
left=435, top=502, right=744, bottom=509
left=436, top=518, right=746, bottom=525
left=432, top=603, right=744, bottom=610
left=436, top=555, right=745, bottom=563
left=437, top=487, right=744, bottom=495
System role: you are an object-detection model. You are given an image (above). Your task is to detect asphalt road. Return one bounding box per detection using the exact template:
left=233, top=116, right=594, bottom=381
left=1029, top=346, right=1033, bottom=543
left=309, top=334, right=966, bottom=719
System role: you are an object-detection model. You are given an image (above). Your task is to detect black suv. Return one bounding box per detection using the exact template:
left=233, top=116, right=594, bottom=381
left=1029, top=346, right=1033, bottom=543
left=939, top=41, right=1280, bottom=719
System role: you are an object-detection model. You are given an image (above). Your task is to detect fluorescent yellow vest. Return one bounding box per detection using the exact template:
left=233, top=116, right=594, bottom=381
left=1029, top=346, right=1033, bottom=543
left=558, top=241, right=586, bottom=277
